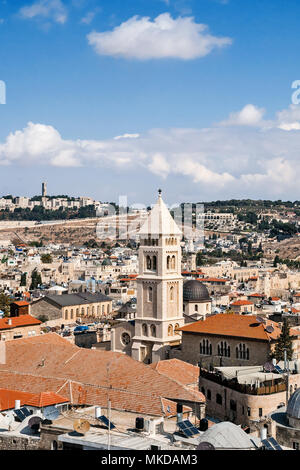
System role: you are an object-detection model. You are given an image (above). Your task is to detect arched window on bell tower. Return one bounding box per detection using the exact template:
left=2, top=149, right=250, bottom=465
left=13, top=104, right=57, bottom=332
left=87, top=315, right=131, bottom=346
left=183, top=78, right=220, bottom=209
left=148, top=286, right=153, bottom=302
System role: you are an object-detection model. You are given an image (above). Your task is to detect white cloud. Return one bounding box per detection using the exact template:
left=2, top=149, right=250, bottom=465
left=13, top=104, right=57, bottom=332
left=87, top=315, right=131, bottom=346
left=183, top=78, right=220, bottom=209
left=80, top=10, right=98, bottom=25
left=20, top=0, right=67, bottom=24
left=220, top=104, right=266, bottom=127
left=87, top=13, right=232, bottom=60
left=2, top=103, right=300, bottom=199
left=114, top=133, right=140, bottom=140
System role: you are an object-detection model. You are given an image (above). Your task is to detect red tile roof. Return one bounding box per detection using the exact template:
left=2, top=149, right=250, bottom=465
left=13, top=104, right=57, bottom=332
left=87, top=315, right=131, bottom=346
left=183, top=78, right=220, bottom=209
left=150, top=359, right=200, bottom=387
left=248, top=293, right=264, bottom=298
left=230, top=300, right=253, bottom=306
left=0, top=334, right=205, bottom=418
left=0, top=315, right=41, bottom=331
left=12, top=301, right=30, bottom=306
left=178, top=313, right=300, bottom=341
left=198, top=278, right=228, bottom=283
left=0, top=388, right=68, bottom=411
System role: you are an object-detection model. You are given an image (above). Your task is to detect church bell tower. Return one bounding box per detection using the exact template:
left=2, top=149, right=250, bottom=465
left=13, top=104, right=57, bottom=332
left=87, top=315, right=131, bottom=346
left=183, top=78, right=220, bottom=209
left=131, top=190, right=184, bottom=363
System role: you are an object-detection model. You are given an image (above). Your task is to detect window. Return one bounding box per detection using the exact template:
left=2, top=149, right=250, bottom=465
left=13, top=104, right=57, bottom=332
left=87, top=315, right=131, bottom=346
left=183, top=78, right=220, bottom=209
left=142, top=324, right=148, bottom=336
left=259, top=408, right=263, bottom=417
left=247, top=407, right=251, bottom=417
left=167, top=256, right=170, bottom=270
left=168, top=324, right=174, bottom=336
left=195, top=305, right=198, bottom=312
left=65, top=309, right=68, bottom=320
left=216, top=394, right=222, bottom=405
left=171, top=256, right=176, bottom=270
left=200, top=339, right=212, bottom=356
left=236, top=343, right=249, bottom=360
left=170, top=286, right=174, bottom=301
left=217, top=341, right=230, bottom=357
left=152, top=256, right=157, bottom=271
left=150, top=324, right=156, bottom=337
left=148, top=286, right=153, bottom=302
left=207, top=389, right=211, bottom=400
left=121, top=332, right=131, bottom=346
left=293, top=442, right=300, bottom=450
left=230, top=400, right=236, bottom=411
left=201, top=387, right=205, bottom=395
left=146, top=255, right=152, bottom=270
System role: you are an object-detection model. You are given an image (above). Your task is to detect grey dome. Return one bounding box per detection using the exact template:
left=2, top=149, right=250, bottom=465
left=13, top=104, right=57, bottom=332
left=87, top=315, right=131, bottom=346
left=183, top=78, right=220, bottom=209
left=197, top=422, right=255, bottom=450
left=287, top=388, right=300, bottom=419
left=183, top=280, right=210, bottom=302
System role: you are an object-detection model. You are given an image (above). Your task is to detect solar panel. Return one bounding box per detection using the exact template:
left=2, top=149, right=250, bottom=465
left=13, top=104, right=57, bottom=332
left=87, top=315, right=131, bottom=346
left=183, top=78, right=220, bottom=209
left=43, top=406, right=60, bottom=421
left=98, top=415, right=115, bottom=430
left=262, top=439, right=274, bottom=450
left=268, top=437, right=283, bottom=451
left=178, top=420, right=200, bottom=437
left=20, top=407, right=32, bottom=418
left=14, top=409, right=26, bottom=422
left=274, top=365, right=284, bottom=374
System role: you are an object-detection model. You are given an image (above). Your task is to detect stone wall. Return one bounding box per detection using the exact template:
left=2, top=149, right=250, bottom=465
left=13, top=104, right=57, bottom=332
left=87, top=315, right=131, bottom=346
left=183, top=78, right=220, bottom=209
left=30, top=299, right=61, bottom=321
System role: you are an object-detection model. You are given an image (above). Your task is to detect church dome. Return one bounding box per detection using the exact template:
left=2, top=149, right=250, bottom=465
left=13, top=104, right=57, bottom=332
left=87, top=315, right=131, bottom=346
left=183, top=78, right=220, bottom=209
left=183, top=280, right=210, bottom=302
left=287, top=388, right=300, bottom=426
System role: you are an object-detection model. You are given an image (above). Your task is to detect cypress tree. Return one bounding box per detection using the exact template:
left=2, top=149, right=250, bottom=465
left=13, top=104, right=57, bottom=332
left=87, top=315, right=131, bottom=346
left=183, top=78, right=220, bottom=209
left=273, top=318, right=294, bottom=361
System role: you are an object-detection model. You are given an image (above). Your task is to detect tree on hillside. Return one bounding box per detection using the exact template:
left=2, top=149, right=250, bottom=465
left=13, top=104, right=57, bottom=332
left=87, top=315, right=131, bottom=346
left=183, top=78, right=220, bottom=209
left=0, top=292, right=11, bottom=317
left=41, top=254, right=53, bottom=264
left=30, top=269, right=42, bottom=290
left=273, top=319, right=294, bottom=361
left=20, top=272, right=27, bottom=286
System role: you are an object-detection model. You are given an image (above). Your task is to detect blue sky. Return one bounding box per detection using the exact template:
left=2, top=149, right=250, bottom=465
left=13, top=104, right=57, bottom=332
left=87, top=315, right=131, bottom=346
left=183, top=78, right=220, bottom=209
left=1, top=0, right=300, bottom=205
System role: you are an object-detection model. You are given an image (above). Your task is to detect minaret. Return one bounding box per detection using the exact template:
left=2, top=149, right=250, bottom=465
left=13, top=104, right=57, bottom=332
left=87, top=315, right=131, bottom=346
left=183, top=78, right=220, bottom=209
left=131, top=190, right=184, bottom=363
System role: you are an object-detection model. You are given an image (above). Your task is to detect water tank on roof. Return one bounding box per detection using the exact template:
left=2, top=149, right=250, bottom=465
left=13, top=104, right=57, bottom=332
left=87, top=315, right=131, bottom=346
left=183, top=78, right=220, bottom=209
left=136, top=417, right=144, bottom=431
left=200, top=418, right=208, bottom=432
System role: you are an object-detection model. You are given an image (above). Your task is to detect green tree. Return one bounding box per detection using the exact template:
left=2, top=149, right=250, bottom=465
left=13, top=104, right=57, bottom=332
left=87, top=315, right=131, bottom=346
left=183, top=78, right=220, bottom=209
left=0, top=292, right=11, bottom=317
left=20, top=272, right=27, bottom=286
left=273, top=319, right=294, bottom=361
left=30, top=269, right=42, bottom=290
left=273, top=255, right=281, bottom=267
left=41, top=254, right=53, bottom=263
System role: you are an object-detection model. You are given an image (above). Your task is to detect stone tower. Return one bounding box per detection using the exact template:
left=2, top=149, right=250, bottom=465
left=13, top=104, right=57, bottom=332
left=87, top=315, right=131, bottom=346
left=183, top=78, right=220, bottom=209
left=131, top=190, right=184, bottom=364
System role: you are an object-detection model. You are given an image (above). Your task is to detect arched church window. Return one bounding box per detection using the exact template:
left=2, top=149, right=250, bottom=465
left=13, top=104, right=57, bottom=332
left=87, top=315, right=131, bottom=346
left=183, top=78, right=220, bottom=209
left=195, top=305, right=198, bottom=312
left=153, top=256, right=157, bottom=271
left=167, top=256, right=170, bottom=270
left=65, top=310, right=69, bottom=320
left=150, top=324, right=156, bottom=337
left=146, top=255, right=152, bottom=270
left=142, top=324, right=148, bottom=336
left=121, top=332, right=131, bottom=346
left=168, top=324, right=173, bottom=336
left=170, top=286, right=174, bottom=301
left=148, top=286, right=153, bottom=302
left=200, top=339, right=212, bottom=356
left=171, top=256, right=176, bottom=270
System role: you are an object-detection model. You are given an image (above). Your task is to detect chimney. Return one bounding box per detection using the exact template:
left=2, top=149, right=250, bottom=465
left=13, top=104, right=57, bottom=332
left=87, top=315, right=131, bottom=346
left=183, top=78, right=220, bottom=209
left=15, top=400, right=21, bottom=410
left=7, top=318, right=12, bottom=326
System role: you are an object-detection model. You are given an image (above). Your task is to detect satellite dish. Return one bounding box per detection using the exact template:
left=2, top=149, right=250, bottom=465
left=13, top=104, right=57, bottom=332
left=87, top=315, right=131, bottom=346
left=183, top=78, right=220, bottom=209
left=43, top=406, right=60, bottom=421
left=265, top=325, right=274, bottom=334
left=28, top=416, right=42, bottom=433
left=197, top=441, right=215, bottom=450
left=73, top=419, right=90, bottom=435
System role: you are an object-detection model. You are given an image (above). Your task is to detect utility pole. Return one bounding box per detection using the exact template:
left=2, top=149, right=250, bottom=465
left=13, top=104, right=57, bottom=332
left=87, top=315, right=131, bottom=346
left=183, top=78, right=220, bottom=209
left=284, top=349, right=290, bottom=407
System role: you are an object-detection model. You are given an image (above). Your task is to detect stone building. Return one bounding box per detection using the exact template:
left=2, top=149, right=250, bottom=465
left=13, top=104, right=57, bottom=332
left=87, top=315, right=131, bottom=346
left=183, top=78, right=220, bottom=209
left=175, top=313, right=300, bottom=368
left=269, top=387, right=300, bottom=449
left=183, top=280, right=212, bottom=321
left=0, top=315, right=42, bottom=341
left=30, top=292, right=113, bottom=322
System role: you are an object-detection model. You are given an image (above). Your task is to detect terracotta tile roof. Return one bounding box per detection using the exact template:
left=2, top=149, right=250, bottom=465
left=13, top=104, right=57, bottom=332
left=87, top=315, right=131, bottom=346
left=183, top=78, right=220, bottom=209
left=0, top=314, right=41, bottom=331
left=150, top=358, right=200, bottom=387
left=0, top=388, right=68, bottom=411
left=230, top=300, right=253, bottom=306
left=12, top=301, right=30, bottom=306
left=198, top=278, right=228, bottom=283
left=271, top=297, right=281, bottom=301
left=178, top=313, right=300, bottom=341
left=247, top=293, right=264, bottom=298
left=0, top=334, right=205, bottom=418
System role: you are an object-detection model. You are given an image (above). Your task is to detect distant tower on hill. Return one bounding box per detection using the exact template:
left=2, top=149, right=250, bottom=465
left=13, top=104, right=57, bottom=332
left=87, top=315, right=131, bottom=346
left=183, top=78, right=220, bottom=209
left=42, top=182, right=47, bottom=197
